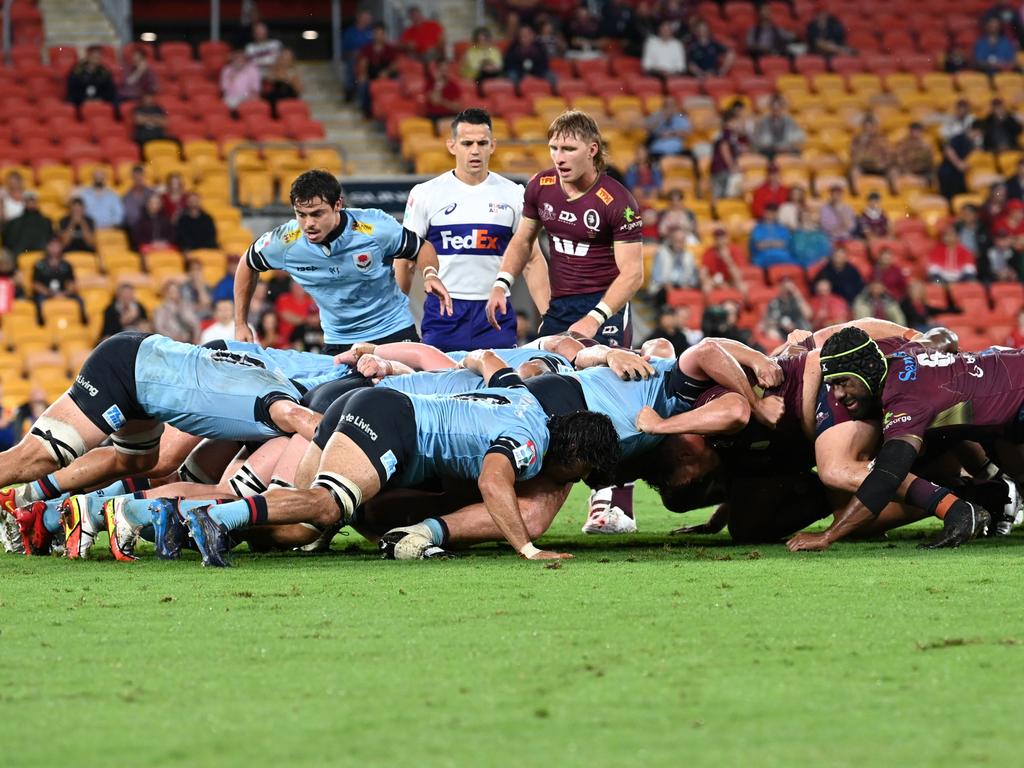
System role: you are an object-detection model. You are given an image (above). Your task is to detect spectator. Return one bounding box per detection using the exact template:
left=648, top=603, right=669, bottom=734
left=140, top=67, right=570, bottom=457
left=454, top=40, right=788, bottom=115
left=657, top=189, right=697, bottom=239
left=399, top=5, right=445, bottom=61
left=122, top=165, right=154, bottom=230
left=809, top=279, right=850, bottom=330
left=642, top=20, right=687, bottom=80
left=256, top=310, right=285, bottom=348
left=0, top=171, right=26, bottom=224
left=761, top=276, right=811, bottom=342
left=939, top=98, right=975, bottom=141
left=856, top=192, right=892, bottom=240
left=263, top=49, right=303, bottom=118
left=955, top=203, right=991, bottom=263
left=3, top=191, right=51, bottom=255
left=175, top=193, right=218, bottom=253
left=630, top=0, right=661, bottom=52
left=702, top=299, right=750, bottom=345
left=153, top=278, right=200, bottom=343
left=1006, top=157, right=1024, bottom=199
left=944, top=43, right=971, bottom=74
left=986, top=199, right=1024, bottom=279
left=211, top=253, right=240, bottom=302
left=161, top=173, right=188, bottom=220
left=274, top=279, right=317, bottom=341
left=894, top=122, right=935, bottom=182
left=1006, top=309, right=1024, bottom=347
left=748, top=203, right=794, bottom=268
left=791, top=209, right=833, bottom=269
left=928, top=226, right=978, bottom=282
left=973, top=18, right=1016, bottom=75
left=245, top=21, right=283, bottom=75
left=688, top=20, right=734, bottom=78
left=0, top=247, right=24, bottom=299
left=645, top=304, right=693, bottom=356
left=700, top=226, right=746, bottom=295
left=873, top=246, right=908, bottom=301
left=645, top=95, right=693, bottom=160
left=199, top=297, right=235, bottom=344
left=819, top=184, right=857, bottom=241
left=504, top=25, right=552, bottom=86
left=624, top=145, right=664, bottom=199
left=100, top=283, right=150, bottom=339
left=31, top=237, right=86, bottom=324
left=979, top=98, right=1022, bottom=152
left=815, top=247, right=865, bottom=305
left=709, top=109, right=745, bottom=200
left=182, top=258, right=212, bottom=317
left=57, top=198, right=96, bottom=252
left=938, top=125, right=984, bottom=200
left=647, top=225, right=701, bottom=305
left=355, top=23, right=399, bottom=117
left=289, top=306, right=325, bottom=353
left=79, top=169, right=124, bottom=229
left=805, top=11, right=850, bottom=57
left=342, top=10, right=375, bottom=100
left=751, top=163, right=790, bottom=219
left=850, top=113, right=894, bottom=190
left=220, top=49, right=261, bottom=111
left=601, top=0, right=637, bottom=44
left=0, top=382, right=16, bottom=451
left=746, top=5, right=794, bottom=60
left=984, top=0, right=1024, bottom=46
left=119, top=48, right=157, bottom=101
left=14, top=387, right=49, bottom=440
left=535, top=18, right=567, bottom=60
left=751, top=95, right=805, bottom=158
left=132, top=193, right=175, bottom=252
left=423, top=59, right=462, bottom=120
left=565, top=6, right=603, bottom=58
left=900, top=279, right=943, bottom=331
left=132, top=91, right=168, bottom=147
left=460, top=27, right=503, bottom=82
left=852, top=280, right=906, bottom=324
left=777, top=185, right=807, bottom=230
left=66, top=45, right=116, bottom=108
left=980, top=180, right=1009, bottom=231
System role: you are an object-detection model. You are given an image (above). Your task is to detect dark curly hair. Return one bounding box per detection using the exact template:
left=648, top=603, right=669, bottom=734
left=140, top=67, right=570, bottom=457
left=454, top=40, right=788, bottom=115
left=290, top=169, right=342, bottom=208
left=820, top=326, right=889, bottom=393
left=546, top=410, right=620, bottom=489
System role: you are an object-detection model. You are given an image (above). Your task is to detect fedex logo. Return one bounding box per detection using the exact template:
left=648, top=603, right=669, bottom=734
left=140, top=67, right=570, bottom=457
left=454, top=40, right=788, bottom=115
left=440, top=228, right=500, bottom=250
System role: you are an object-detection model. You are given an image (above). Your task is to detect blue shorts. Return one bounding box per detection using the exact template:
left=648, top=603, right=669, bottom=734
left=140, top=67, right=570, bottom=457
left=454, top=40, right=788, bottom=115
left=540, top=292, right=632, bottom=347
left=421, top=294, right=517, bottom=353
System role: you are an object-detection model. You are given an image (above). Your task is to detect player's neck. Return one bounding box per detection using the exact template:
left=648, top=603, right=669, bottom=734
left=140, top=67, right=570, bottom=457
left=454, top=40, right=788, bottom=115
left=453, top=167, right=489, bottom=186
left=560, top=167, right=600, bottom=200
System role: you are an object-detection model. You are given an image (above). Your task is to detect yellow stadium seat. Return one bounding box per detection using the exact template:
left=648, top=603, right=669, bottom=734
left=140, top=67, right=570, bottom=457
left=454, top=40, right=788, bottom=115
left=276, top=168, right=306, bottom=205
left=101, top=251, right=142, bottom=274
left=96, top=228, right=129, bottom=251
left=187, top=156, right=228, bottom=184
left=955, top=71, right=991, bottom=95
left=414, top=149, right=452, bottom=175
left=36, top=376, right=72, bottom=402
left=3, top=379, right=32, bottom=410
left=532, top=96, right=566, bottom=115
left=606, top=95, right=643, bottom=115
left=16, top=252, right=41, bottom=281
left=489, top=117, right=510, bottom=142
left=967, top=152, right=998, bottom=173
left=63, top=250, right=98, bottom=275
left=23, top=348, right=65, bottom=373
left=145, top=249, right=184, bottom=272
left=569, top=96, right=606, bottom=116
left=65, top=346, right=92, bottom=374
left=80, top=287, right=112, bottom=318
left=57, top=327, right=95, bottom=355
left=0, top=351, right=23, bottom=376
left=197, top=176, right=231, bottom=204
left=885, top=73, right=919, bottom=94
left=968, top=169, right=1004, bottom=191
left=40, top=297, right=82, bottom=324
left=231, top=148, right=265, bottom=173
left=510, top=115, right=546, bottom=141
left=37, top=164, right=74, bottom=187
left=6, top=322, right=52, bottom=352
left=951, top=193, right=984, bottom=213
left=143, top=140, right=181, bottom=162
left=775, top=74, right=810, bottom=95
left=402, top=133, right=438, bottom=161
left=847, top=73, right=881, bottom=95
left=920, top=73, right=954, bottom=93
left=812, top=73, right=846, bottom=93
left=205, top=204, right=242, bottom=226
left=397, top=116, right=434, bottom=140
left=183, top=139, right=220, bottom=162
left=303, top=148, right=344, bottom=175
left=238, top=171, right=275, bottom=208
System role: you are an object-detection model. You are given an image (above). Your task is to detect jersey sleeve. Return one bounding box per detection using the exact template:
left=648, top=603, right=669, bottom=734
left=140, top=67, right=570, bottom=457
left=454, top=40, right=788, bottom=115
left=608, top=185, right=644, bottom=243
left=511, top=181, right=525, bottom=232
left=485, top=431, right=542, bottom=480
left=880, top=381, right=933, bottom=441
left=246, top=222, right=295, bottom=272
left=522, top=174, right=543, bottom=221
left=362, top=208, right=423, bottom=262
left=402, top=183, right=429, bottom=237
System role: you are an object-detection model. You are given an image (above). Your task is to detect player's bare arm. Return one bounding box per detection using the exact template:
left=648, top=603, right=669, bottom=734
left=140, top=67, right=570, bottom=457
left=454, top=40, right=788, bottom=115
left=680, top=339, right=784, bottom=428
left=573, top=345, right=656, bottom=380
left=566, top=240, right=644, bottom=339
left=460, top=350, right=513, bottom=381
left=486, top=217, right=543, bottom=329
left=232, top=257, right=259, bottom=342
left=636, top=392, right=751, bottom=436
left=523, top=241, right=550, bottom=316
left=415, top=240, right=453, bottom=316
left=335, top=341, right=457, bottom=371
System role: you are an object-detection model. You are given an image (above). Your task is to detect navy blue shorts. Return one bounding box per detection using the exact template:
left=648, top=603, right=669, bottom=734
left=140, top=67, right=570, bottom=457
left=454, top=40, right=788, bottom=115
left=540, top=292, right=632, bottom=347
left=321, top=324, right=420, bottom=357
left=420, top=294, right=517, bottom=353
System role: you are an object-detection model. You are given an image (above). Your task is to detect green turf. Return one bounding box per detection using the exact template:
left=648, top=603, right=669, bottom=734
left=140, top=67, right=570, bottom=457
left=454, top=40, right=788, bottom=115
left=2, top=485, right=1021, bottom=768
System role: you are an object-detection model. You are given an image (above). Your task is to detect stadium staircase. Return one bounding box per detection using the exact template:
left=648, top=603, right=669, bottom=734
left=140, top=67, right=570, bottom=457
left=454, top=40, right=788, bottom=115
left=38, top=0, right=118, bottom=51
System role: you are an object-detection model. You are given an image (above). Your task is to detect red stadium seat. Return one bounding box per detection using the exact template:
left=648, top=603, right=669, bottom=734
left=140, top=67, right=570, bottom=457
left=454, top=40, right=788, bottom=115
left=626, top=76, right=664, bottom=98
left=236, top=99, right=272, bottom=122
left=159, top=41, right=193, bottom=61
left=793, top=55, right=828, bottom=76
left=758, top=56, right=792, bottom=78
left=990, top=282, right=1024, bottom=317
left=480, top=78, right=515, bottom=98
left=557, top=79, right=589, bottom=100
left=518, top=76, right=553, bottom=98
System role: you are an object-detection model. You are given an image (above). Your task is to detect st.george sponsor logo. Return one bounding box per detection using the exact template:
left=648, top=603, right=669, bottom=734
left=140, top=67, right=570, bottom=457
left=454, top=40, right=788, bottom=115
left=439, top=228, right=501, bottom=250
left=883, top=411, right=913, bottom=428
left=76, top=376, right=98, bottom=397
left=343, top=413, right=378, bottom=441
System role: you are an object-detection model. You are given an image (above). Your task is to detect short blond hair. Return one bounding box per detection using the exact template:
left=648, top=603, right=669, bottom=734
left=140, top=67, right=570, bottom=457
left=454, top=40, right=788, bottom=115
left=547, top=110, right=608, bottom=173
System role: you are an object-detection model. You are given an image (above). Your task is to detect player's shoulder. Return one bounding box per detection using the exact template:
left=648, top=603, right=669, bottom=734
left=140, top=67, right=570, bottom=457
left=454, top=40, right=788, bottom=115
left=414, top=170, right=457, bottom=194
left=526, top=167, right=559, bottom=190
left=256, top=219, right=303, bottom=253
left=485, top=170, right=525, bottom=192
left=590, top=173, right=637, bottom=207
left=346, top=207, right=401, bottom=237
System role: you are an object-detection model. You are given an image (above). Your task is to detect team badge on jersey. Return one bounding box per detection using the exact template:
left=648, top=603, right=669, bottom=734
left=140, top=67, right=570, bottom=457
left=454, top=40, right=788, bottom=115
left=512, top=439, right=538, bottom=471
left=380, top=449, right=398, bottom=480
left=539, top=175, right=556, bottom=186
left=595, top=187, right=614, bottom=205
left=584, top=209, right=600, bottom=230
left=353, top=252, right=372, bottom=270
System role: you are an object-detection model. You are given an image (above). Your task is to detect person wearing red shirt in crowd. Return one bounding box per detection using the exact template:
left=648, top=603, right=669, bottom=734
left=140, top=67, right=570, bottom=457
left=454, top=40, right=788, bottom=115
left=400, top=6, right=445, bottom=60
left=274, top=280, right=317, bottom=341
left=700, top=226, right=747, bottom=295
left=980, top=181, right=1009, bottom=232
left=872, top=246, right=907, bottom=301
left=161, top=173, right=188, bottom=221
left=750, top=163, right=789, bottom=219
left=1007, top=309, right=1024, bottom=347
left=808, top=278, right=849, bottom=330
left=355, top=23, right=399, bottom=116
left=927, top=226, right=978, bottom=282
left=423, top=59, right=462, bottom=119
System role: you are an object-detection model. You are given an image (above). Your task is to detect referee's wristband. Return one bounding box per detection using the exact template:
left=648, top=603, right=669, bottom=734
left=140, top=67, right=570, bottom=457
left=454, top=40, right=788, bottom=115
left=587, top=301, right=613, bottom=325
left=493, top=271, right=514, bottom=293
left=422, top=266, right=439, bottom=280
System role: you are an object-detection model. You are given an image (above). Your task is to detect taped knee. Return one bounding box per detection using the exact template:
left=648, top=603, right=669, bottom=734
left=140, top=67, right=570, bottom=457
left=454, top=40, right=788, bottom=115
left=312, top=472, right=362, bottom=525
left=178, top=454, right=220, bottom=485
left=111, top=424, right=164, bottom=456
left=30, top=417, right=87, bottom=468
left=228, top=463, right=269, bottom=498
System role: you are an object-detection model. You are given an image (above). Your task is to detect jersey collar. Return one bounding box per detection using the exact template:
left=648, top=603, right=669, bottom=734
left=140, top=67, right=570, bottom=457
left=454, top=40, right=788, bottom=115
left=320, top=211, right=348, bottom=246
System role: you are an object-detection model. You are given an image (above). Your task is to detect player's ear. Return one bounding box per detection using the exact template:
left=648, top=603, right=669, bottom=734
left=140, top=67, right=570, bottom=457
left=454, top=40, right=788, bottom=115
left=446, top=136, right=457, bottom=156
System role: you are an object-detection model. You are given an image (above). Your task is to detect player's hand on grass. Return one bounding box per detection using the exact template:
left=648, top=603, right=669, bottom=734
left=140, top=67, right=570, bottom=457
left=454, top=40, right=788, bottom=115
left=752, top=394, right=785, bottom=429
left=608, top=349, right=655, bottom=381
left=234, top=322, right=255, bottom=343
left=786, top=532, right=832, bottom=552
left=635, top=405, right=663, bottom=434
left=356, top=354, right=394, bottom=382
left=425, top=275, right=453, bottom=316
left=670, top=521, right=721, bottom=535
left=521, top=549, right=573, bottom=560
left=567, top=314, right=601, bottom=340
left=754, top=358, right=784, bottom=388
left=486, top=286, right=508, bottom=330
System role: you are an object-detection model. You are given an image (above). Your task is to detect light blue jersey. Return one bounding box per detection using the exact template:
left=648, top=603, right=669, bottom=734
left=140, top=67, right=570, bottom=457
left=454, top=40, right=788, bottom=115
left=571, top=357, right=685, bottom=459
left=400, top=386, right=550, bottom=486
left=379, top=368, right=483, bottom=396
left=247, top=208, right=420, bottom=344
left=222, top=340, right=351, bottom=390
left=135, top=336, right=302, bottom=440
left=447, top=348, right=575, bottom=374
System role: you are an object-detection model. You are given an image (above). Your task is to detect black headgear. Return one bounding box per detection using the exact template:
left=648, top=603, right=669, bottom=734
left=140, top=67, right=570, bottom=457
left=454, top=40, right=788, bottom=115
left=820, top=327, right=889, bottom=394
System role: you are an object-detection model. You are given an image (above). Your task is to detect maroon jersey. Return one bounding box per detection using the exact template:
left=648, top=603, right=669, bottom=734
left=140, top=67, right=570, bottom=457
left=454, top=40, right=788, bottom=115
left=881, top=344, right=1024, bottom=442
left=523, top=169, right=642, bottom=298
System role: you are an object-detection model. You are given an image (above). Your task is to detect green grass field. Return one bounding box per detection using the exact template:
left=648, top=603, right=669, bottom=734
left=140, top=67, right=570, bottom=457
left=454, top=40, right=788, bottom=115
left=2, top=483, right=1021, bottom=768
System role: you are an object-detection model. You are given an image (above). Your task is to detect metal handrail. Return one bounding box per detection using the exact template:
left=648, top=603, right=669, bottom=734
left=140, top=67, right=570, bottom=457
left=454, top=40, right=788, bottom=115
left=97, top=0, right=132, bottom=45
left=2, top=0, right=13, bottom=66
